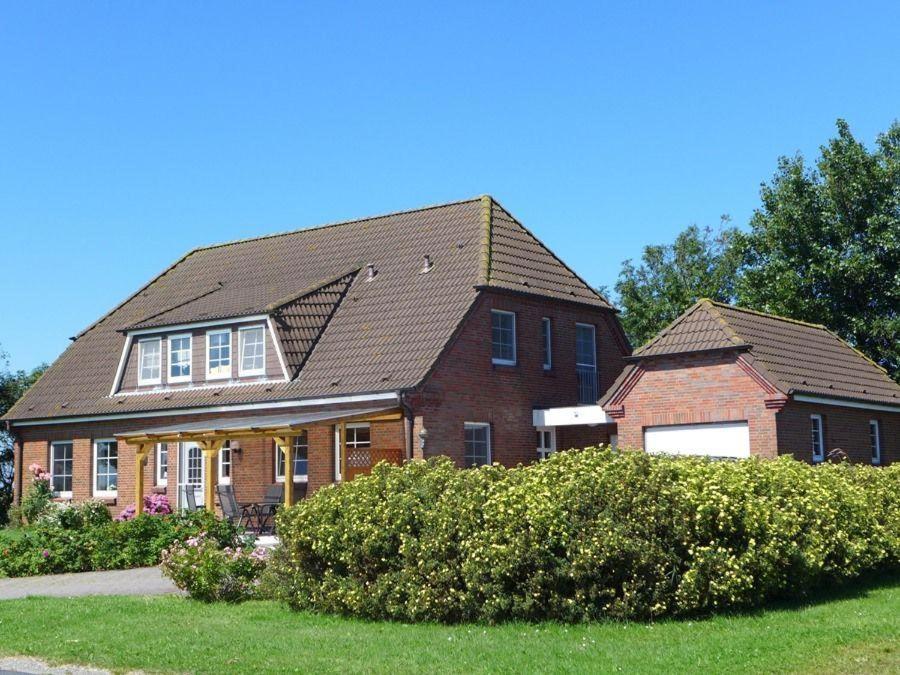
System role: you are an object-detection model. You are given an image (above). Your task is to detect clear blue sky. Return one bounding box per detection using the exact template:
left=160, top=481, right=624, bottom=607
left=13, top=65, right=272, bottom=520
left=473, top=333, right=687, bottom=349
left=2, top=2, right=899, bottom=372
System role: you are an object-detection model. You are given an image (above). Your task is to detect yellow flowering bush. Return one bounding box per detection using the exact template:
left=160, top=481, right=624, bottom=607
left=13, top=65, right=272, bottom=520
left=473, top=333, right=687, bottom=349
left=268, top=449, right=899, bottom=623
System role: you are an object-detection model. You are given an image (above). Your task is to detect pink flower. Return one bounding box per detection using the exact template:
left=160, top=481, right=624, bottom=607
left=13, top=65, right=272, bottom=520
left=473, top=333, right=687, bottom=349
left=41, top=550, right=50, bottom=559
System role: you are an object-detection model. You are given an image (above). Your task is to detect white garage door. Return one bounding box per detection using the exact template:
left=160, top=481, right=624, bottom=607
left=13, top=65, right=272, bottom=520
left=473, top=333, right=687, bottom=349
left=644, top=422, right=750, bottom=459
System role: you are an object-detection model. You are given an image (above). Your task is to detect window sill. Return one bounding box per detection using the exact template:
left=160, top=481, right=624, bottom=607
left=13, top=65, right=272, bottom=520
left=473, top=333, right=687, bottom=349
left=52, top=493, right=73, bottom=501
left=239, top=370, right=266, bottom=378
left=275, top=477, right=309, bottom=484
left=492, top=360, right=517, bottom=368
left=93, top=494, right=118, bottom=505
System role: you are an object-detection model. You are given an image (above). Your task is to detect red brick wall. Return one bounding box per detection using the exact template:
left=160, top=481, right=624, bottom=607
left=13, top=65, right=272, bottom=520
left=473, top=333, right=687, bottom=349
left=606, top=351, right=780, bottom=458
left=556, top=424, right=613, bottom=452
left=14, top=406, right=405, bottom=511
left=776, top=401, right=898, bottom=465
left=408, top=290, right=628, bottom=467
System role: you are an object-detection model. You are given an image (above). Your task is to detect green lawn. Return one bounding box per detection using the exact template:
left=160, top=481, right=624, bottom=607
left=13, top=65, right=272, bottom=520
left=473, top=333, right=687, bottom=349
left=0, top=577, right=897, bottom=674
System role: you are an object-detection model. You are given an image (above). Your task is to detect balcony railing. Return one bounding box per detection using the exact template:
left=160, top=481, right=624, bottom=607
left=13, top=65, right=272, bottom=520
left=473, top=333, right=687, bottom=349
left=576, top=365, right=599, bottom=404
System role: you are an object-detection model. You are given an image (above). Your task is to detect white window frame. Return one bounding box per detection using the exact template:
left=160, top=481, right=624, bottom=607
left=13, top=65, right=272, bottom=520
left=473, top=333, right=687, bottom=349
left=870, top=419, right=881, bottom=465
left=536, top=426, right=556, bottom=460
left=137, top=337, right=162, bottom=386
left=50, top=440, right=74, bottom=499
left=464, top=422, right=492, bottom=467
left=810, top=414, right=824, bottom=463
left=238, top=325, right=266, bottom=377
left=491, top=310, right=517, bottom=366
left=155, top=443, right=168, bottom=486
left=93, top=439, right=119, bottom=498
left=167, top=333, right=192, bottom=384
left=218, top=442, right=232, bottom=484
left=345, top=422, right=372, bottom=448
left=275, top=433, right=309, bottom=483
left=541, top=317, right=552, bottom=370
left=206, top=328, right=232, bottom=380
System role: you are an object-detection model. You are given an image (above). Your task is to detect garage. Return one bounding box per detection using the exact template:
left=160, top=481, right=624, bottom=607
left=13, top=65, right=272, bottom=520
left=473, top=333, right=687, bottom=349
left=644, top=421, right=750, bottom=459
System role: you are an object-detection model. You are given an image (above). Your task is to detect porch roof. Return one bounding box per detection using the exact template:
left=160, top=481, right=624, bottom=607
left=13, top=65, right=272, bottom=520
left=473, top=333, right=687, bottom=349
left=116, top=405, right=400, bottom=443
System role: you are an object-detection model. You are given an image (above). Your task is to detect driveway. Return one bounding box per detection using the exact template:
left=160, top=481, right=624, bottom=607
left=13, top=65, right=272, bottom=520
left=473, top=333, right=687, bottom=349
left=0, top=567, right=180, bottom=600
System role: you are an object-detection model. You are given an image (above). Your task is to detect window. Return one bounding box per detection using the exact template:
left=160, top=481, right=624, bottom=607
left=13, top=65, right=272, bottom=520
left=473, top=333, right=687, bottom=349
left=491, top=310, right=516, bottom=365
left=536, top=427, right=555, bottom=460
left=206, top=329, right=232, bottom=379
left=576, top=323, right=598, bottom=404
left=156, top=443, right=168, bottom=486
left=50, top=441, right=73, bottom=497
left=276, top=431, right=308, bottom=482
left=138, top=337, right=162, bottom=385
left=464, top=422, right=491, bottom=467
left=93, top=439, right=118, bottom=496
left=870, top=420, right=881, bottom=465
left=541, top=318, right=552, bottom=370
left=346, top=423, right=371, bottom=449
left=168, top=334, right=192, bottom=383
left=239, top=326, right=266, bottom=376
left=575, top=323, right=596, bottom=367
left=218, top=442, right=232, bottom=484
left=810, top=414, right=824, bottom=463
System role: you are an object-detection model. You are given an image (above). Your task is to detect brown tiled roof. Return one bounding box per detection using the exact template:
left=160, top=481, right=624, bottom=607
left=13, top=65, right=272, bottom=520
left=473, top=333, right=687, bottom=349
left=629, top=300, right=900, bottom=408
left=271, top=270, right=358, bottom=378
left=6, top=196, right=615, bottom=422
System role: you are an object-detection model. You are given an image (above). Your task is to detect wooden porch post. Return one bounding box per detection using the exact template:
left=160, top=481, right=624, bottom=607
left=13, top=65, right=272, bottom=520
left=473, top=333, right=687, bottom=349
left=339, top=422, right=347, bottom=482
left=134, top=443, right=152, bottom=514
left=273, top=436, right=294, bottom=507
left=198, top=440, right=224, bottom=512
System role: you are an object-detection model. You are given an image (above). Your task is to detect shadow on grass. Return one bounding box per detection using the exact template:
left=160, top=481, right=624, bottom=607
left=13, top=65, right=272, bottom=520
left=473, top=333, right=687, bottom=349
left=709, top=567, right=900, bottom=622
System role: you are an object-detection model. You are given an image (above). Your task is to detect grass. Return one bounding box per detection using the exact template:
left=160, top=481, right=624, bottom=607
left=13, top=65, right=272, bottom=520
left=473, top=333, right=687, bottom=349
left=0, top=576, right=897, bottom=674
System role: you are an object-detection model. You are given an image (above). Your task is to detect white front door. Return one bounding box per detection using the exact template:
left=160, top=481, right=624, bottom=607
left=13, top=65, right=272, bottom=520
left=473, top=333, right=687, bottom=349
left=178, top=442, right=205, bottom=508
left=644, top=422, right=750, bottom=459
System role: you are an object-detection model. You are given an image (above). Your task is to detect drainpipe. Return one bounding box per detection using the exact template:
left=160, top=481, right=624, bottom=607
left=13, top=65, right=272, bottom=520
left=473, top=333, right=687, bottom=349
left=400, top=391, right=414, bottom=462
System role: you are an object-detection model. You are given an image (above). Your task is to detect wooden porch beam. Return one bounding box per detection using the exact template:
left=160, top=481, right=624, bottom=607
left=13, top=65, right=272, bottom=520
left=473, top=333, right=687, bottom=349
left=272, top=436, right=294, bottom=508
left=197, top=439, right=224, bottom=513
left=133, top=443, right=153, bottom=515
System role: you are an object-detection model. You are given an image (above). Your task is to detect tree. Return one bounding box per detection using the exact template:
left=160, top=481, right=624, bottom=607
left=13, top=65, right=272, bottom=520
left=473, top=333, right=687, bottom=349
left=614, top=222, right=742, bottom=347
left=736, top=119, right=900, bottom=381
left=0, top=346, right=48, bottom=525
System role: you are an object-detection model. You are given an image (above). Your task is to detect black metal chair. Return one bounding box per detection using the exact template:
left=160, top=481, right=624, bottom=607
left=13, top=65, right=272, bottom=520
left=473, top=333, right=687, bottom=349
left=182, top=485, right=198, bottom=512
left=216, top=484, right=258, bottom=530
left=256, top=484, right=284, bottom=533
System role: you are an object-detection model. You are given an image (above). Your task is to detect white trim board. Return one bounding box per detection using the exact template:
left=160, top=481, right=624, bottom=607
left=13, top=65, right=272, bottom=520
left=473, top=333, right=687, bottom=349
left=532, top=405, right=611, bottom=427
left=126, top=314, right=270, bottom=337
left=793, top=394, right=900, bottom=414
left=9, top=391, right=401, bottom=427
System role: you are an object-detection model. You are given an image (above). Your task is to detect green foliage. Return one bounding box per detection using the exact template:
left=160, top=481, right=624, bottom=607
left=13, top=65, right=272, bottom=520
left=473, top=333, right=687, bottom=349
left=736, top=119, right=900, bottom=380
left=614, top=223, right=741, bottom=348
left=13, top=476, right=54, bottom=526
left=270, top=451, right=900, bottom=623
left=161, top=535, right=268, bottom=602
left=0, top=346, right=48, bottom=526
left=0, top=507, right=242, bottom=577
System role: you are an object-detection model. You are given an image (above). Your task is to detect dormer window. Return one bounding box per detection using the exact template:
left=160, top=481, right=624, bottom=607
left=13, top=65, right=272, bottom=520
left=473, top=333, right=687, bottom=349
left=168, top=334, right=192, bottom=383
left=207, top=329, right=232, bottom=380
left=239, top=325, right=266, bottom=376
left=138, top=337, right=162, bottom=386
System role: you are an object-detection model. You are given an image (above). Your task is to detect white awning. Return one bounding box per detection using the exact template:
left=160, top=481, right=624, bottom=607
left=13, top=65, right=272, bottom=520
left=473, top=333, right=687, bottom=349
left=532, top=405, right=612, bottom=427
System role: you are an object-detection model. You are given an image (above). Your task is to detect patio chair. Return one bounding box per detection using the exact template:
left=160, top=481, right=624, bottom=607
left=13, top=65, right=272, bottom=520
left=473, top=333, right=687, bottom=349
left=182, top=485, right=198, bottom=512
left=216, top=484, right=258, bottom=531
left=256, top=484, right=284, bottom=533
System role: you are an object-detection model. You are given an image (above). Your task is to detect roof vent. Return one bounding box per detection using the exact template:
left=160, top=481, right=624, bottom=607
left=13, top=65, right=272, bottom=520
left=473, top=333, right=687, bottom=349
left=420, top=255, right=433, bottom=274
left=365, top=263, right=378, bottom=282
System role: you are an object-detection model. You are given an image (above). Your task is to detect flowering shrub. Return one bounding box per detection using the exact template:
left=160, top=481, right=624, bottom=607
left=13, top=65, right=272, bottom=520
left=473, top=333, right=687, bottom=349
left=161, top=535, right=269, bottom=602
left=269, top=450, right=900, bottom=623
left=116, top=494, right=173, bottom=521
left=11, top=463, right=54, bottom=525
left=0, top=506, right=242, bottom=577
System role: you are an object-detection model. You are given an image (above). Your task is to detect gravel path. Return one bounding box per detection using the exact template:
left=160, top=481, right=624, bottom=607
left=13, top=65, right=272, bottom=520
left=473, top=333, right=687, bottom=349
left=0, top=656, right=112, bottom=674
left=0, top=567, right=179, bottom=600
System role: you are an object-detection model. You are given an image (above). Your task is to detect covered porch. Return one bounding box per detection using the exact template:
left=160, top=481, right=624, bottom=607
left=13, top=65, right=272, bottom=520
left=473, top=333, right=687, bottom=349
left=116, top=406, right=406, bottom=519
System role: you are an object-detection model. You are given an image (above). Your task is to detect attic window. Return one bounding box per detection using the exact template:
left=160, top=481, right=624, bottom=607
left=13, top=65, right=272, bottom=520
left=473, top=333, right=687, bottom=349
left=238, top=325, right=266, bottom=376
left=138, top=337, right=162, bottom=386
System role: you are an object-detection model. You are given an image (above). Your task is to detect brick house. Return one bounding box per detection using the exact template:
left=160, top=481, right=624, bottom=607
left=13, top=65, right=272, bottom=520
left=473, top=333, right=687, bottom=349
left=600, top=299, right=899, bottom=464
left=4, top=196, right=630, bottom=514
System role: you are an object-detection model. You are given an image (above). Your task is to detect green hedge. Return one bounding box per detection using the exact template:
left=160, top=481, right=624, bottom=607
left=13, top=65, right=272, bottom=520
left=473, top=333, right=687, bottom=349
left=0, top=506, right=241, bottom=577
left=268, top=449, right=900, bottom=623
